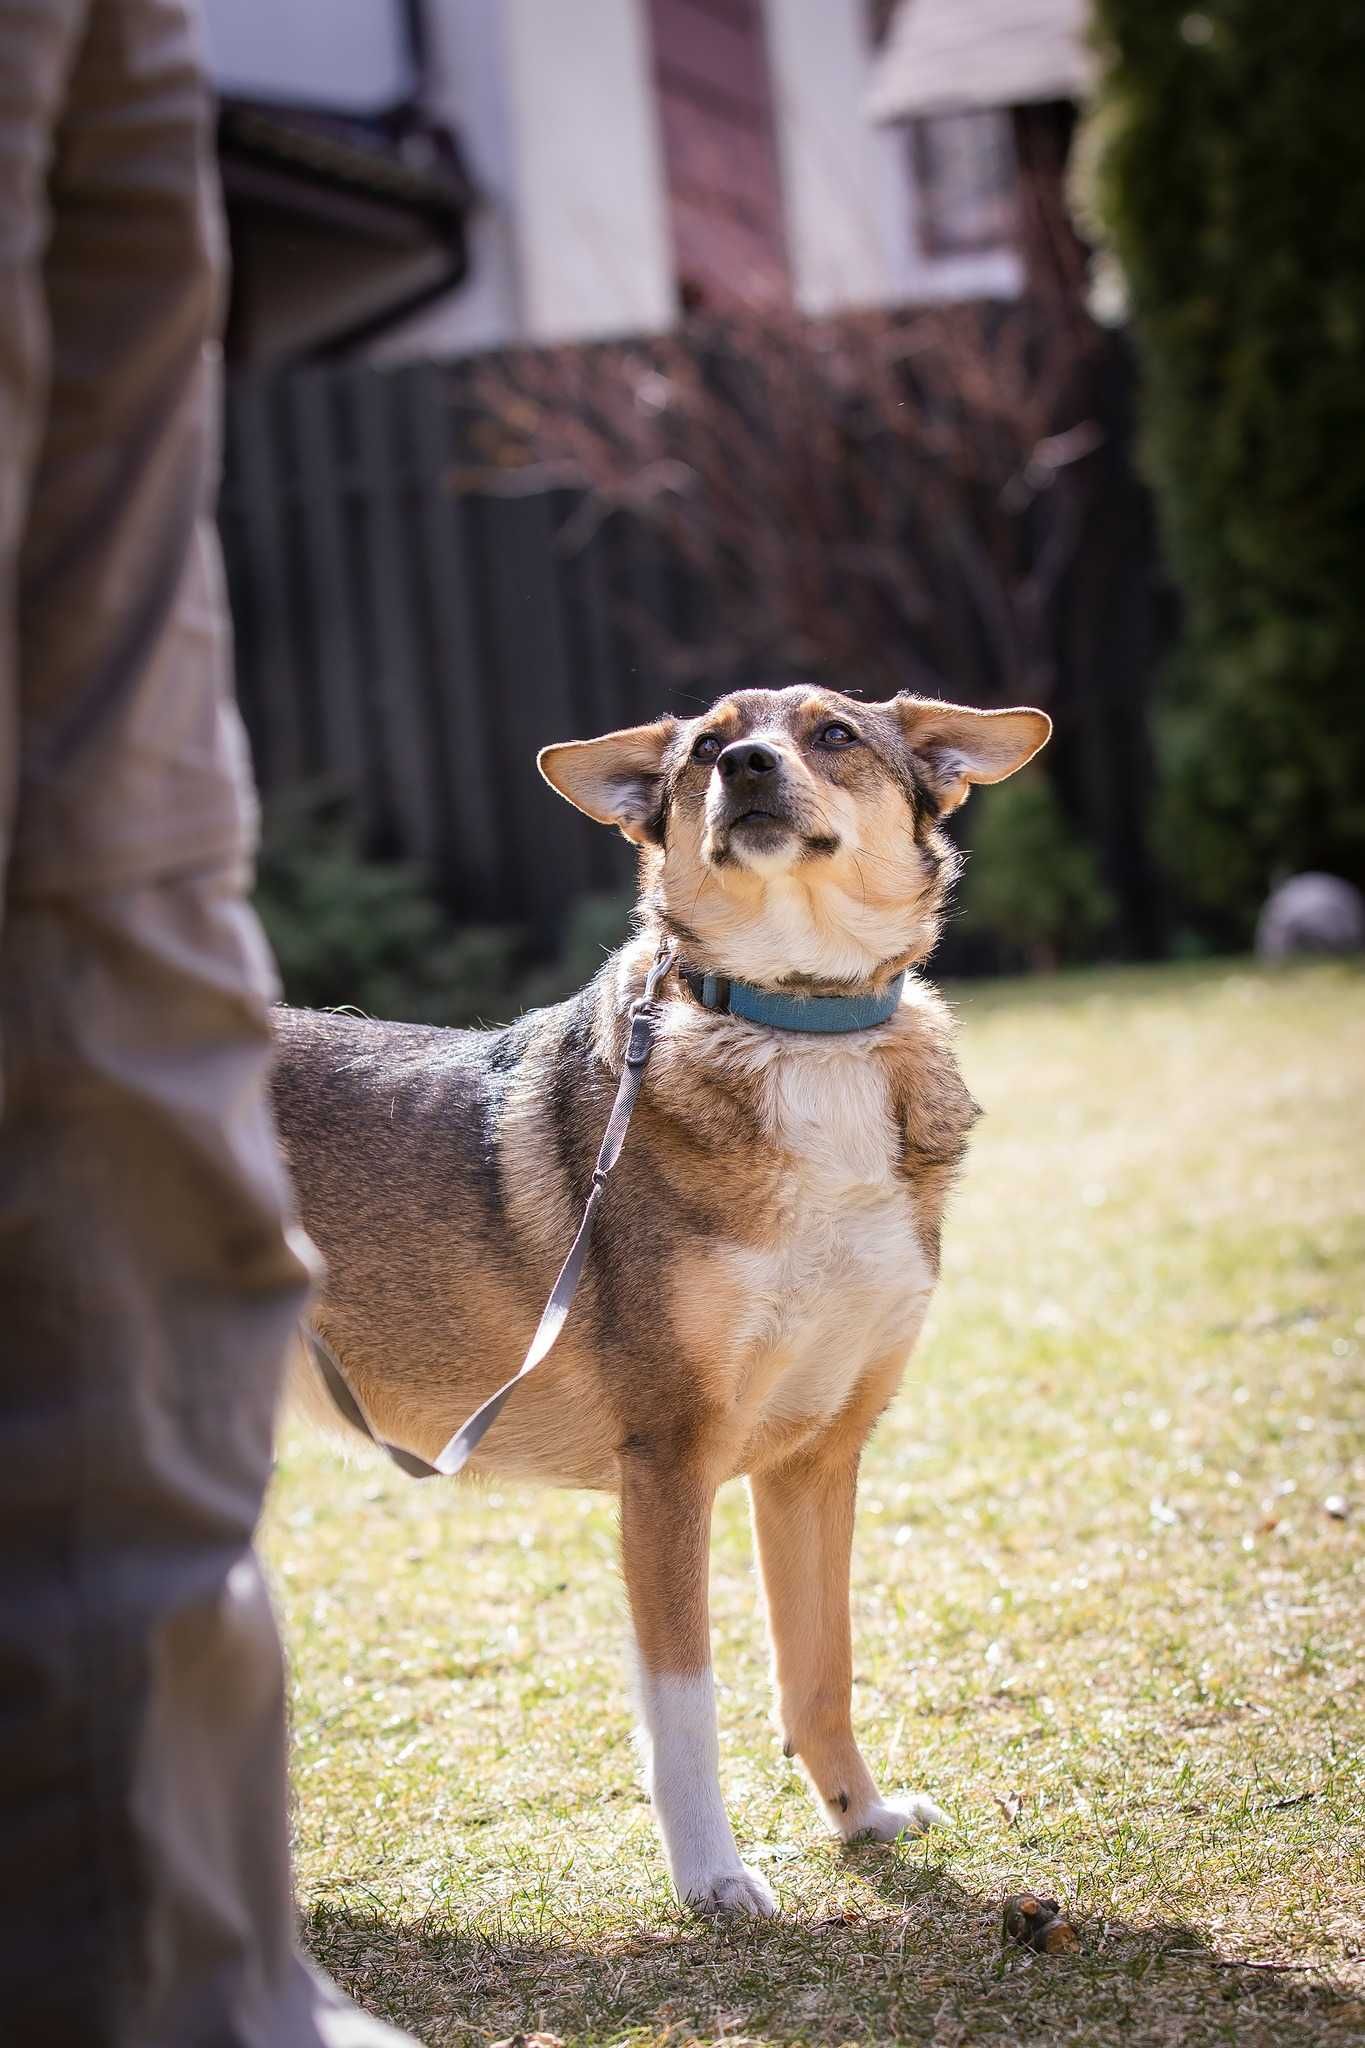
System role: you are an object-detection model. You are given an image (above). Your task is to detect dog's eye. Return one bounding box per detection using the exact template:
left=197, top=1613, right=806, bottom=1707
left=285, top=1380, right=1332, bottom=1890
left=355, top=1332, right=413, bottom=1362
left=692, top=733, right=723, bottom=763
left=818, top=722, right=858, bottom=749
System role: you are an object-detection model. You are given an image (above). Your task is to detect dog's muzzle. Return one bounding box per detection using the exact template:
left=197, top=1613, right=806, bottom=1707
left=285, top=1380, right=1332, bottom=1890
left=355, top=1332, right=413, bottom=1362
left=710, top=738, right=797, bottom=840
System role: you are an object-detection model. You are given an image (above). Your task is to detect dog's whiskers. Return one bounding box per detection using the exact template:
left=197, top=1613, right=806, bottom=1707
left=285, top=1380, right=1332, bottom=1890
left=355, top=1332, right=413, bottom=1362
left=852, top=853, right=870, bottom=914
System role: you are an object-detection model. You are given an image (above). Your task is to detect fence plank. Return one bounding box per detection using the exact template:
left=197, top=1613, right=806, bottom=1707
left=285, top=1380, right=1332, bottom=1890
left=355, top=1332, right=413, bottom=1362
left=345, top=368, right=441, bottom=867
left=468, top=488, right=595, bottom=937
left=553, top=504, right=639, bottom=893
left=286, top=368, right=375, bottom=832
left=225, top=378, right=305, bottom=789
left=399, top=366, right=501, bottom=906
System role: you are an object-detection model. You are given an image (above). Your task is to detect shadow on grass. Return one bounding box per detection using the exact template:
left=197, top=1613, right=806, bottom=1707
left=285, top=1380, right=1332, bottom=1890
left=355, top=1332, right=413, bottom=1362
left=307, top=1860, right=1362, bottom=2048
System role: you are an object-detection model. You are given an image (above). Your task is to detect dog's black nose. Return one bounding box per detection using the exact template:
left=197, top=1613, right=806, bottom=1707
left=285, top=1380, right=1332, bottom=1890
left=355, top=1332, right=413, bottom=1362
left=717, top=740, right=778, bottom=782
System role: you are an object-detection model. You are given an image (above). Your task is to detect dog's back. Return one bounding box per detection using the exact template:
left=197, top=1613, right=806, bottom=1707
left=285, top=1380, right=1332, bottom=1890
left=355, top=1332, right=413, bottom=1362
left=271, top=997, right=625, bottom=1485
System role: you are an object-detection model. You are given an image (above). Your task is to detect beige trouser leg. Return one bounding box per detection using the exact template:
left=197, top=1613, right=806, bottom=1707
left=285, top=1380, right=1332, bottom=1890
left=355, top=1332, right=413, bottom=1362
left=0, top=3, right=413, bottom=2040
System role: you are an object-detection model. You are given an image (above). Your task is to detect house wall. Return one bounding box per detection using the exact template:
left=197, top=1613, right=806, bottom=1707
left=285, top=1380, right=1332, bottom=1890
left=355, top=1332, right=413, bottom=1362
left=201, top=0, right=410, bottom=109
left=385, top=0, right=1019, bottom=359
left=373, top=0, right=524, bottom=361
left=502, top=0, right=675, bottom=343
left=384, top=0, right=674, bottom=358
left=207, top=0, right=1020, bottom=364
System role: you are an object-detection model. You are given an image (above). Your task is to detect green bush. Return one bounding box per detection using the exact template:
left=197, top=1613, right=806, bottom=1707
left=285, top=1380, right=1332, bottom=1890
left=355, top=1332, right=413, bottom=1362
left=958, top=772, right=1115, bottom=971
left=1087, top=3, right=1365, bottom=936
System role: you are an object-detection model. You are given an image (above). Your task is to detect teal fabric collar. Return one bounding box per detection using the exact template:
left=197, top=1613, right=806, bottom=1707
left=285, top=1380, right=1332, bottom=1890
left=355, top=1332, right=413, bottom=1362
left=683, top=967, right=906, bottom=1034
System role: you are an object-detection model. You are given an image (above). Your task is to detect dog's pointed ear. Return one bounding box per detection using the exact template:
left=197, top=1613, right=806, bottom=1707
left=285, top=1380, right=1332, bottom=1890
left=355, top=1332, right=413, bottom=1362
left=539, top=718, right=677, bottom=844
left=894, top=696, right=1051, bottom=814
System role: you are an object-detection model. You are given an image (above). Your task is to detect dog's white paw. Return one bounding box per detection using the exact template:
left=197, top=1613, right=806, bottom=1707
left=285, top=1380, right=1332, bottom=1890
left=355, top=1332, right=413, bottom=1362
left=683, top=1865, right=778, bottom=1917
left=845, top=1793, right=951, bottom=1843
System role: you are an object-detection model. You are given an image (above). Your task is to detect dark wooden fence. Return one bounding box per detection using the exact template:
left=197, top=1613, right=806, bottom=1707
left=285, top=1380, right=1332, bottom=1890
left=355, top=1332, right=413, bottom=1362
left=219, top=345, right=1169, bottom=958
left=219, top=359, right=694, bottom=938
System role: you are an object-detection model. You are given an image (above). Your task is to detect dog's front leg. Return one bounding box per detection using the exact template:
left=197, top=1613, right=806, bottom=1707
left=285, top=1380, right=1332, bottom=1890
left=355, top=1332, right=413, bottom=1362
left=620, top=1443, right=776, bottom=1917
left=750, top=1444, right=949, bottom=1844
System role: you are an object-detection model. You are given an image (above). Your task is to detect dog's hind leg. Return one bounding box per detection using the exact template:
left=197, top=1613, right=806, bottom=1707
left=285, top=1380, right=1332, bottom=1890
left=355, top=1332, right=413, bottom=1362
left=750, top=1435, right=949, bottom=1845
left=620, top=1442, right=776, bottom=1917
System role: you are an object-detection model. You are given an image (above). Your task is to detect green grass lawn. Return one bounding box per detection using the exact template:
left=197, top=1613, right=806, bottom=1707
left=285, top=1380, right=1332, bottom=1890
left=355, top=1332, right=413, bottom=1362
left=265, top=960, right=1365, bottom=2047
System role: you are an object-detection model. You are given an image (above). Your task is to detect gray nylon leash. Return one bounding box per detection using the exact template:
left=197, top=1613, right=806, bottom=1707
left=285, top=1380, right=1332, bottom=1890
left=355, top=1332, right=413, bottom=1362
left=307, top=943, right=678, bottom=1481
left=307, top=1327, right=439, bottom=1479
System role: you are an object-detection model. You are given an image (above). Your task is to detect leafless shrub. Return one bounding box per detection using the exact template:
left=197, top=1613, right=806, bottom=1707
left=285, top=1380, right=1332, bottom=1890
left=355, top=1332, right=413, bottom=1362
left=457, top=286, right=1102, bottom=708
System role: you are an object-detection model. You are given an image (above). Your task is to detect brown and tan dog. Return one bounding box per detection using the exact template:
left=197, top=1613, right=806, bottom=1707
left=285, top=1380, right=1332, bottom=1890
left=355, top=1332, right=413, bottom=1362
left=271, top=683, right=1049, bottom=1915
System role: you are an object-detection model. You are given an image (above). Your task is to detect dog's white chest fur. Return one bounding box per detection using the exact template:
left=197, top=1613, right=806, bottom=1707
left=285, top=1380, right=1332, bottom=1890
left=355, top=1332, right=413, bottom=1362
left=723, top=1031, right=934, bottom=1425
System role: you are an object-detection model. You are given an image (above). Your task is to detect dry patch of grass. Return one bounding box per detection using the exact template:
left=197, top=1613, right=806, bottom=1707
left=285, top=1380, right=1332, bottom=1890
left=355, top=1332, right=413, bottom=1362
left=265, top=960, right=1365, bottom=2045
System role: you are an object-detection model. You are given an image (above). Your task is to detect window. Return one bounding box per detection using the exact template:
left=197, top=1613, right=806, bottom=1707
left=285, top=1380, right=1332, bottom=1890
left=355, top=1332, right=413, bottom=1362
left=909, top=108, right=1018, bottom=258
